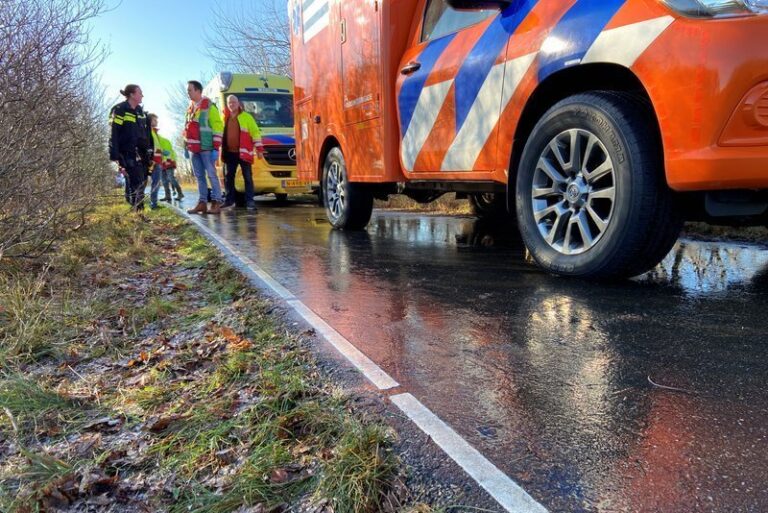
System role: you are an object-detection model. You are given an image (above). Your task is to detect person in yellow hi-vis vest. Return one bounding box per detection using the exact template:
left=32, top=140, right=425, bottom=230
left=147, top=114, right=165, bottom=210
left=158, top=134, right=183, bottom=202
left=221, top=94, right=264, bottom=211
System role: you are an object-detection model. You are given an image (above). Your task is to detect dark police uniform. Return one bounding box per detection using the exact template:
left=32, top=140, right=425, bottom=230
left=109, top=101, right=153, bottom=210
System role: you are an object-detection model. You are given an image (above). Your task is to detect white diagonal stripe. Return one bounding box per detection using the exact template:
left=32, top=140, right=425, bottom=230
left=441, top=52, right=537, bottom=171
left=441, top=63, right=505, bottom=171
left=302, top=0, right=326, bottom=22
left=401, top=79, right=453, bottom=172
left=391, top=393, right=549, bottom=513
left=303, top=18, right=328, bottom=43
left=302, top=0, right=329, bottom=43
left=583, top=16, right=674, bottom=67
left=501, top=52, right=538, bottom=109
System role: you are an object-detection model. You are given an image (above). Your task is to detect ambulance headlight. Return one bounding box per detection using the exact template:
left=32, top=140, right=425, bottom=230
left=219, top=72, right=233, bottom=92
left=662, top=0, right=768, bottom=17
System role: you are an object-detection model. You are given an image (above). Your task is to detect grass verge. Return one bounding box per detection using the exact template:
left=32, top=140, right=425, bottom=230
left=0, top=197, right=423, bottom=513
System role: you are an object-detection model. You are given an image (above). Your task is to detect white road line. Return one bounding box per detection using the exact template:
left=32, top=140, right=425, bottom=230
left=287, top=299, right=400, bottom=390
left=173, top=205, right=547, bottom=513
left=182, top=212, right=295, bottom=300
left=174, top=206, right=399, bottom=391
left=391, top=393, right=549, bottom=513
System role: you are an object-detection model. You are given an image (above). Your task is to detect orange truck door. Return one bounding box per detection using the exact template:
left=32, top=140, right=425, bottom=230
left=341, top=0, right=381, bottom=125
left=339, top=0, right=385, bottom=179
left=295, top=99, right=315, bottom=175
left=396, top=0, right=537, bottom=175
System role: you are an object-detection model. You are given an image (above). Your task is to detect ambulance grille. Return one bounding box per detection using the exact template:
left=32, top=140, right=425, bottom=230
left=757, top=93, right=768, bottom=127
left=263, top=145, right=296, bottom=166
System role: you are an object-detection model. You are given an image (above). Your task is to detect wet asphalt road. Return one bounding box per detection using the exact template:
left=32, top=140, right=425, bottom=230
left=177, top=196, right=768, bottom=513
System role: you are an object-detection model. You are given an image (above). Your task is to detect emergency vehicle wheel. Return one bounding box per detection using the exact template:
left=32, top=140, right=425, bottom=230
left=322, top=147, right=373, bottom=230
left=515, top=92, right=682, bottom=278
left=275, top=193, right=288, bottom=204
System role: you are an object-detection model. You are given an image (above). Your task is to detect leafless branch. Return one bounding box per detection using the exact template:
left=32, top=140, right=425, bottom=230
left=203, top=0, right=292, bottom=77
left=0, top=0, right=113, bottom=260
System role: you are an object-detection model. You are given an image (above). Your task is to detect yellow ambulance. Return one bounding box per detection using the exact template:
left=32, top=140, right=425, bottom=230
left=204, top=72, right=313, bottom=204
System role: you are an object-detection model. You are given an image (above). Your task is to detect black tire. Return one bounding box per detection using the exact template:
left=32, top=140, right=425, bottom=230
left=234, top=191, right=247, bottom=207
left=274, top=193, right=288, bottom=204
left=469, top=193, right=512, bottom=219
left=322, top=147, right=373, bottom=230
left=515, top=92, right=683, bottom=278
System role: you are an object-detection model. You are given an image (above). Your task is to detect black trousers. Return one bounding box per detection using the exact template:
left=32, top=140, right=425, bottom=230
left=223, top=151, right=255, bottom=205
left=123, top=158, right=148, bottom=209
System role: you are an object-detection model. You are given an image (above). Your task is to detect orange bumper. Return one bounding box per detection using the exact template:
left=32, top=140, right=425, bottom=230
left=637, top=14, right=768, bottom=191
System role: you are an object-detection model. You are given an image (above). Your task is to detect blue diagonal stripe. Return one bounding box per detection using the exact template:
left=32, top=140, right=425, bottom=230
left=453, top=0, right=538, bottom=133
left=537, top=0, right=626, bottom=81
left=398, top=34, right=456, bottom=136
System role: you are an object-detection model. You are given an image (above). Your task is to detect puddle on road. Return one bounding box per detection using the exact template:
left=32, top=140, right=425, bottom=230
left=191, top=205, right=768, bottom=512
left=204, top=203, right=768, bottom=298
left=637, top=239, right=768, bottom=295
left=371, top=214, right=768, bottom=295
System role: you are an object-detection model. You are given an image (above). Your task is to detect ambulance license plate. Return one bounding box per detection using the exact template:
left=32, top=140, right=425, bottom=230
left=282, top=180, right=311, bottom=189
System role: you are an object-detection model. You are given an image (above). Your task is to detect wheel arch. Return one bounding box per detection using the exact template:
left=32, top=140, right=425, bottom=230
left=317, top=136, right=342, bottom=182
left=507, top=63, right=662, bottom=210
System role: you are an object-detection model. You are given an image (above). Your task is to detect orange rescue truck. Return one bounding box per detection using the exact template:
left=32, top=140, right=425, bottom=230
left=289, top=0, right=768, bottom=278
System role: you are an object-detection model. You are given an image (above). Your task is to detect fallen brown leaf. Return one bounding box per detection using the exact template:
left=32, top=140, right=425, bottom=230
left=82, top=417, right=123, bottom=432
left=268, top=468, right=289, bottom=484
left=228, top=338, right=253, bottom=352
left=220, top=326, right=239, bottom=342
left=146, top=414, right=188, bottom=432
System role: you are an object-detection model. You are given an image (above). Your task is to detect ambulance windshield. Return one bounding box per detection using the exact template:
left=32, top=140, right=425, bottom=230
left=230, top=93, right=294, bottom=129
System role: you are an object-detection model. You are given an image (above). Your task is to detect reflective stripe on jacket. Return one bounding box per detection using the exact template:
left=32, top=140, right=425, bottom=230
left=223, top=111, right=264, bottom=164
left=184, top=97, right=223, bottom=153
left=108, top=101, right=151, bottom=165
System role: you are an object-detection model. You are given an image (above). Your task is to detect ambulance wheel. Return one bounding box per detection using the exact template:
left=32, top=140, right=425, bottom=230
left=275, top=193, right=288, bottom=204
left=515, top=92, right=682, bottom=278
left=322, top=147, right=373, bottom=230
left=469, top=193, right=511, bottom=219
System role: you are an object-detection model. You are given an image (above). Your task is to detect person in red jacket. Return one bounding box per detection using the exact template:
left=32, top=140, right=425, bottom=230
left=183, top=80, right=224, bottom=214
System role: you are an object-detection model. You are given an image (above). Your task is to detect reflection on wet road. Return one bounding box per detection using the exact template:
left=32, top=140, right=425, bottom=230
left=185, top=199, right=768, bottom=513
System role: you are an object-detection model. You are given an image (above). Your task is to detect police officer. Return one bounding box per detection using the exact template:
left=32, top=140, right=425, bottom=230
left=109, top=84, right=154, bottom=211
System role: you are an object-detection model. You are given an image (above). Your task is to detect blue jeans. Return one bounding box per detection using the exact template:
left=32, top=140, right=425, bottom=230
left=191, top=151, right=222, bottom=203
left=149, top=164, right=163, bottom=207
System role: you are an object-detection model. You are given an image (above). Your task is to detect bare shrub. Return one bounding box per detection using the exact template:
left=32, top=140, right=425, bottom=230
left=204, top=0, right=291, bottom=76
left=0, top=0, right=112, bottom=260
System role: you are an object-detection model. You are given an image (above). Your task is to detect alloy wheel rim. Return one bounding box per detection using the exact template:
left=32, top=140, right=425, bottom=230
left=326, top=161, right=346, bottom=220
left=531, top=128, right=616, bottom=255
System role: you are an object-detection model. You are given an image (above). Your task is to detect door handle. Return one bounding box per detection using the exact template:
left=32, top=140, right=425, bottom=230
left=400, top=62, right=421, bottom=75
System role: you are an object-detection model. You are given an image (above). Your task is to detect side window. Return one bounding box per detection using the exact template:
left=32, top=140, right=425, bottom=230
left=422, top=0, right=495, bottom=42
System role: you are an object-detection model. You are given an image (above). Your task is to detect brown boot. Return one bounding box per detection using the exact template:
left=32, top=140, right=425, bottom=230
left=187, top=201, right=207, bottom=214
left=208, top=201, right=222, bottom=214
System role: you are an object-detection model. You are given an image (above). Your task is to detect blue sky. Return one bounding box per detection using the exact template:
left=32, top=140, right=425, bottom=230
left=91, top=0, right=222, bottom=137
